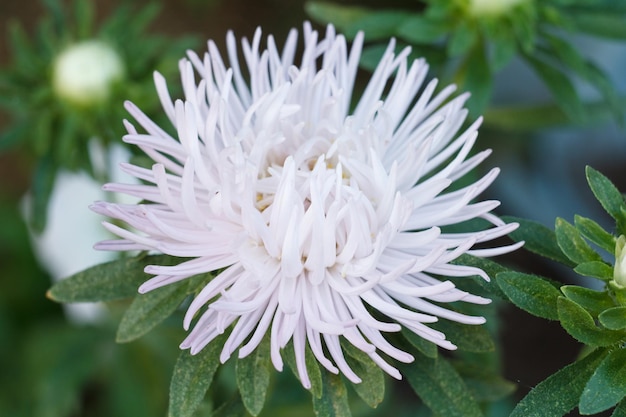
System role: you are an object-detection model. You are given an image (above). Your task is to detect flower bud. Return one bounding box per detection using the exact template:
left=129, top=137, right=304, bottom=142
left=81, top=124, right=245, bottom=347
left=52, top=40, right=124, bottom=107
left=614, top=235, right=626, bottom=288
left=469, top=0, right=525, bottom=16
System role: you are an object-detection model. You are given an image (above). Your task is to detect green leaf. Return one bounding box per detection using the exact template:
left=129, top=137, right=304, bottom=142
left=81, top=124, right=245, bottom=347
left=401, top=328, right=437, bottom=358
left=236, top=336, right=271, bottom=416
left=453, top=361, right=516, bottom=402
left=450, top=254, right=510, bottom=299
left=561, top=285, right=615, bottom=317
left=74, top=0, right=95, bottom=39
left=30, top=154, right=57, bottom=233
left=400, top=354, right=483, bottom=417
left=48, top=255, right=179, bottom=303
left=458, top=42, right=492, bottom=116
left=574, top=215, right=617, bottom=254
left=430, top=319, right=494, bottom=352
left=599, top=307, right=626, bottom=330
left=211, top=395, right=247, bottom=417
left=283, top=341, right=323, bottom=399
left=580, top=348, right=626, bottom=414
left=555, top=217, right=603, bottom=264
left=612, top=398, right=626, bottom=417
left=312, top=370, right=352, bottom=417
left=116, top=279, right=189, bottom=343
left=525, top=55, right=585, bottom=121
left=509, top=348, right=607, bottom=417
left=558, top=297, right=625, bottom=346
left=484, top=19, right=517, bottom=70
left=396, top=15, right=449, bottom=44
left=305, top=2, right=369, bottom=33
left=502, top=216, right=574, bottom=267
left=496, top=272, right=560, bottom=320
left=568, top=12, right=626, bottom=39
left=574, top=261, right=614, bottom=281
left=168, top=333, right=227, bottom=417
left=511, top=2, right=536, bottom=53
left=447, top=20, right=478, bottom=57
left=342, top=342, right=385, bottom=408
left=349, top=11, right=411, bottom=41
left=544, top=33, right=623, bottom=125
left=586, top=166, right=626, bottom=227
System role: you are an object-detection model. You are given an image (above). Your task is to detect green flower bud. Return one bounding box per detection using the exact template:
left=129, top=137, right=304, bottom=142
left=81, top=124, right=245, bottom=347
left=468, top=0, right=526, bottom=16
left=614, top=235, right=626, bottom=288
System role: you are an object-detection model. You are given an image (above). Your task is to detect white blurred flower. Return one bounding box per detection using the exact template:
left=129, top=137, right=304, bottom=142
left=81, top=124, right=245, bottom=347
left=53, top=40, right=124, bottom=107
left=92, top=23, right=521, bottom=387
left=26, top=144, right=136, bottom=323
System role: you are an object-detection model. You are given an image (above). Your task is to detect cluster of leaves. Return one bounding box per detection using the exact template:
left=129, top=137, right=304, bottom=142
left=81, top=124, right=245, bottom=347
left=0, top=0, right=197, bottom=232
left=48, top=251, right=516, bottom=417
left=483, top=166, right=626, bottom=417
left=305, top=0, right=625, bottom=126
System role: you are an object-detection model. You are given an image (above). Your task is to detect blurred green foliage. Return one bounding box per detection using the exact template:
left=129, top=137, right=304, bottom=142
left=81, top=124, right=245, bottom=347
left=0, top=0, right=198, bottom=232
left=306, top=0, right=626, bottom=126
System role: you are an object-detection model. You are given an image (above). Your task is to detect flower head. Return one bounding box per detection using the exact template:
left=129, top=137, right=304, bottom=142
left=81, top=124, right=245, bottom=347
left=93, top=23, right=520, bottom=387
left=53, top=40, right=124, bottom=107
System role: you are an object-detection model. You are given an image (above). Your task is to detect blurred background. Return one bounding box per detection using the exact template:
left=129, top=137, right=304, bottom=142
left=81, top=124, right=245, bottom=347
left=0, top=0, right=625, bottom=416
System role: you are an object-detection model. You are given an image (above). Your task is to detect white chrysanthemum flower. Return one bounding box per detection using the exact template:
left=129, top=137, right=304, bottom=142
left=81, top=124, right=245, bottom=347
left=92, top=23, right=521, bottom=387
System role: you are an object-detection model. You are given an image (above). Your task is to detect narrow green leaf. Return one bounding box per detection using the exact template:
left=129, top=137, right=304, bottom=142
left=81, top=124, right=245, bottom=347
left=555, top=217, right=603, bottom=264
left=525, top=55, right=585, bottom=121
left=342, top=342, right=385, bottom=408
left=396, top=15, right=449, bottom=44
left=168, top=333, right=227, bottom=417
left=586, top=166, right=626, bottom=226
left=305, top=2, right=368, bottom=33
left=401, top=328, right=437, bottom=358
left=211, top=395, right=247, bottom=417
left=400, top=354, right=483, bottom=417
left=349, top=11, right=410, bottom=41
left=453, top=361, right=516, bottom=402
left=509, top=348, right=607, bottom=417
left=496, top=272, right=560, bottom=320
left=485, top=20, right=517, bottom=70
left=511, top=2, right=536, bottom=53
left=447, top=20, right=477, bottom=57
left=561, top=285, right=615, bottom=318
left=236, top=336, right=271, bottom=416
left=48, top=255, right=178, bottom=303
left=74, top=0, right=95, bottom=39
left=430, top=319, right=494, bottom=352
left=599, top=307, right=626, bottom=330
left=459, top=42, right=492, bottom=116
left=312, top=370, right=352, bottom=417
left=612, top=398, right=626, bottom=417
left=544, top=33, right=623, bottom=125
left=580, top=348, right=626, bottom=414
left=30, top=155, right=57, bottom=233
left=502, top=216, right=574, bottom=267
left=558, top=297, right=625, bottom=346
left=574, top=215, right=617, bottom=254
left=116, top=279, right=189, bottom=343
left=283, top=341, right=323, bottom=399
left=568, top=12, right=626, bottom=39
left=450, top=254, right=510, bottom=299
left=574, top=261, right=614, bottom=281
